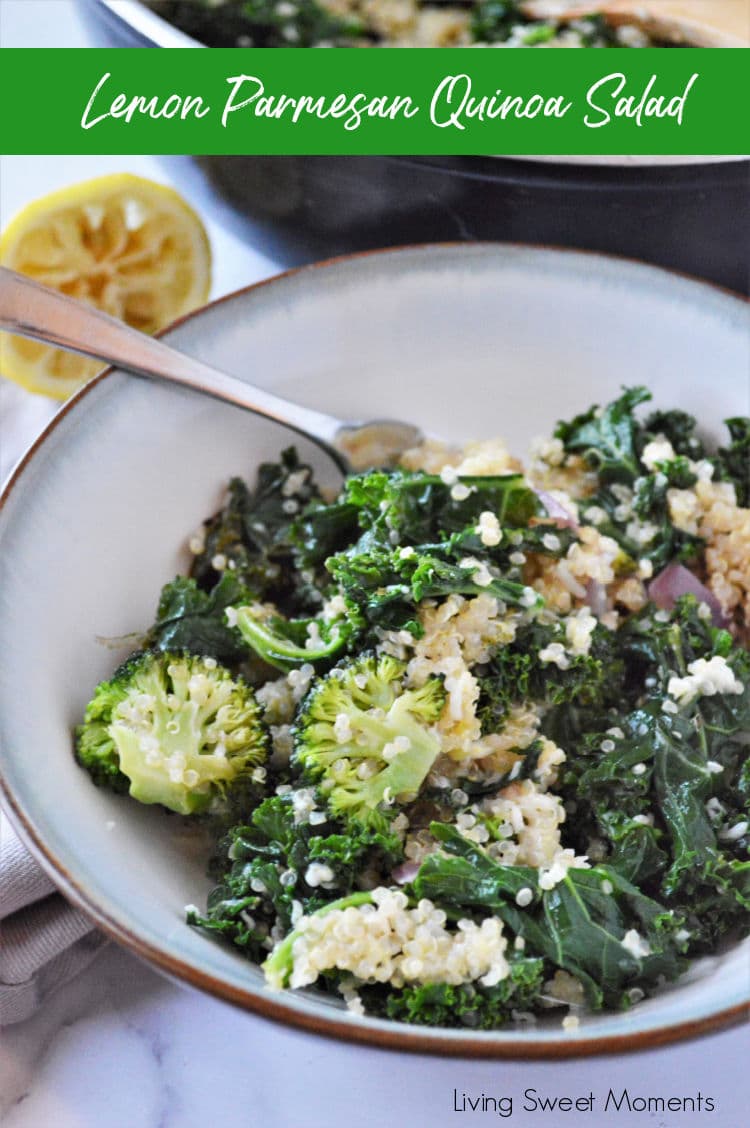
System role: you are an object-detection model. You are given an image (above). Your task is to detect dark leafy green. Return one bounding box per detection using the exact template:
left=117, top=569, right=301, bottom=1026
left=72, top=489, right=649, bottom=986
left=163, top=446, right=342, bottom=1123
left=303, top=468, right=549, bottom=634
left=555, top=386, right=652, bottom=484
left=233, top=606, right=352, bottom=672
left=190, top=448, right=322, bottom=615
left=642, top=408, right=706, bottom=459
left=342, top=469, right=539, bottom=545
left=328, top=543, right=539, bottom=634
left=477, top=619, right=621, bottom=736
left=554, top=388, right=728, bottom=569
left=151, top=0, right=364, bottom=47
left=368, top=956, right=545, bottom=1029
left=714, top=417, right=750, bottom=507
left=189, top=793, right=402, bottom=952
left=557, top=598, right=750, bottom=948
left=148, top=573, right=254, bottom=665
left=414, top=825, right=685, bottom=1009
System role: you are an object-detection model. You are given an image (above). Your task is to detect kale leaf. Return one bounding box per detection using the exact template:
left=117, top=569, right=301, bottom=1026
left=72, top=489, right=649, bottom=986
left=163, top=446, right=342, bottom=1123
left=328, top=543, right=538, bottom=634
left=714, top=417, right=750, bottom=507
left=148, top=573, right=254, bottom=665
left=478, top=619, right=621, bottom=736
left=558, top=598, right=750, bottom=948
left=367, top=955, right=545, bottom=1029
left=315, top=469, right=550, bottom=636
left=642, top=408, right=706, bottom=459
left=190, top=449, right=323, bottom=615
left=555, top=386, right=651, bottom=484
left=290, top=500, right=361, bottom=571
left=413, top=825, right=684, bottom=1009
left=189, top=793, right=402, bottom=951
left=554, top=387, right=706, bottom=568
left=342, top=469, right=539, bottom=547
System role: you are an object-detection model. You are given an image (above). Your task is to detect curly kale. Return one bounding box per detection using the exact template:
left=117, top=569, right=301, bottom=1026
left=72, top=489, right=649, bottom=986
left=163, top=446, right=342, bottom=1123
left=290, top=499, right=361, bottom=572
left=341, top=469, right=539, bottom=546
left=477, top=618, right=622, bottom=739
left=328, top=543, right=539, bottom=634
left=190, top=448, right=323, bottom=615
left=554, top=386, right=652, bottom=485
left=188, top=793, right=402, bottom=954
left=714, top=417, right=750, bottom=507
left=555, top=390, right=749, bottom=570
left=314, top=468, right=545, bottom=634
left=232, top=605, right=352, bottom=673
left=151, top=0, right=364, bottom=47
left=368, top=956, right=545, bottom=1029
left=413, top=825, right=685, bottom=1010
left=586, top=478, right=702, bottom=573
left=148, top=573, right=256, bottom=667
left=642, top=408, right=706, bottom=459
left=555, top=389, right=705, bottom=569
left=557, top=598, right=750, bottom=949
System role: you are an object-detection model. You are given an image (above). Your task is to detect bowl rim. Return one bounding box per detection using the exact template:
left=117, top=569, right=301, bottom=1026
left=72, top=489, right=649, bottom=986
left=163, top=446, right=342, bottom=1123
left=87, top=0, right=203, bottom=47
left=1, top=241, right=748, bottom=1057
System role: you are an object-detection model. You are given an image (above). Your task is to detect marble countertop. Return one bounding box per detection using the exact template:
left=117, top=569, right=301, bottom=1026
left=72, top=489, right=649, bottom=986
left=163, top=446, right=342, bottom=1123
left=1, top=941, right=746, bottom=1128
left=1, top=8, right=747, bottom=1125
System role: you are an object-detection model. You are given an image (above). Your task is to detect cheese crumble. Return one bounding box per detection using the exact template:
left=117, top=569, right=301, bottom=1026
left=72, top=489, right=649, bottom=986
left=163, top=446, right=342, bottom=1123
left=668, top=656, right=744, bottom=706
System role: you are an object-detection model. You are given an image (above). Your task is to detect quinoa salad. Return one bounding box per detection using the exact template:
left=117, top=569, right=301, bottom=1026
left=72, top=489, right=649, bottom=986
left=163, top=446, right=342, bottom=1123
left=76, top=387, right=750, bottom=1029
left=147, top=0, right=690, bottom=48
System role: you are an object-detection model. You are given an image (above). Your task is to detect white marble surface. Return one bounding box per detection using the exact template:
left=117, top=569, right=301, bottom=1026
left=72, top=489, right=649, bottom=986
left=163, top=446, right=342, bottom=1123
left=1, top=8, right=748, bottom=1126
left=0, top=941, right=746, bottom=1128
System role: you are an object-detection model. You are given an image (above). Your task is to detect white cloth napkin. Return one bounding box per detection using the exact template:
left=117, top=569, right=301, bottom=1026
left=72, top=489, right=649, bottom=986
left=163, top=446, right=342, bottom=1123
left=0, top=814, right=107, bottom=1025
left=1, top=381, right=106, bottom=1025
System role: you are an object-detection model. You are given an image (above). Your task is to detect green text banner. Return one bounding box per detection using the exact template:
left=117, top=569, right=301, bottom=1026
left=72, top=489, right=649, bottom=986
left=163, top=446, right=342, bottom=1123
left=1, top=48, right=746, bottom=155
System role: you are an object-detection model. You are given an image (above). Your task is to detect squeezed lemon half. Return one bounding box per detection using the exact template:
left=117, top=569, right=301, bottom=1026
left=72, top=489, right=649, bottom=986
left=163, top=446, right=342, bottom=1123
left=0, top=173, right=211, bottom=399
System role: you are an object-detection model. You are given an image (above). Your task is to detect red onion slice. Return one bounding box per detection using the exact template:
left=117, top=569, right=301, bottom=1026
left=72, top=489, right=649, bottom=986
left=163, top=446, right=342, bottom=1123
left=391, top=861, right=420, bottom=885
left=649, top=563, right=728, bottom=627
left=585, top=579, right=608, bottom=618
left=533, top=489, right=579, bottom=531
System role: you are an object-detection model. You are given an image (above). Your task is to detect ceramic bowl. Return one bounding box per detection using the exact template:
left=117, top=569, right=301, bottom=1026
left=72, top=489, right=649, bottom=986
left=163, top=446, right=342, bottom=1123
left=0, top=244, right=748, bottom=1057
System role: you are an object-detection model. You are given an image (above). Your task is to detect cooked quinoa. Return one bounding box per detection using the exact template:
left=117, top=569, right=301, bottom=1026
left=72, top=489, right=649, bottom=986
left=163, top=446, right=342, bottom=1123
left=148, top=0, right=690, bottom=48
left=77, top=386, right=749, bottom=1029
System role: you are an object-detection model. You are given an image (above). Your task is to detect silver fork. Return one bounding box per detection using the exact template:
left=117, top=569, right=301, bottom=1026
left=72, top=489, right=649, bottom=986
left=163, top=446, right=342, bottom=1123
left=0, top=266, right=422, bottom=474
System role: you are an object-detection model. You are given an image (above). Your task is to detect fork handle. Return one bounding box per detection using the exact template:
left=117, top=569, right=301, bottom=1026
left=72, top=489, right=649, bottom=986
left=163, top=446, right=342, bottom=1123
left=0, top=266, right=347, bottom=467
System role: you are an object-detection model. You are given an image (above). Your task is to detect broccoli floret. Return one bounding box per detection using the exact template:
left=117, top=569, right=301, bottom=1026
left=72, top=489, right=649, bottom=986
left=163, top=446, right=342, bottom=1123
left=75, top=651, right=268, bottom=816
left=294, top=654, right=445, bottom=828
left=74, top=660, right=135, bottom=794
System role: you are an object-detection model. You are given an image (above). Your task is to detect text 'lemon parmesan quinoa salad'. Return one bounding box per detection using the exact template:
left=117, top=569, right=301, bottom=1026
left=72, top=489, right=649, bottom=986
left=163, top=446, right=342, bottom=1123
left=76, top=387, right=750, bottom=1029
left=146, top=0, right=695, bottom=48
